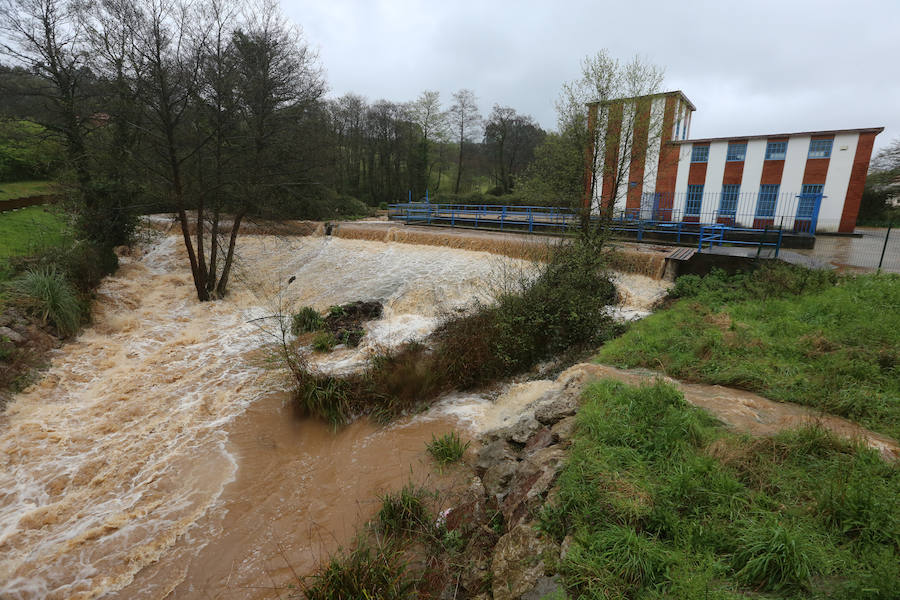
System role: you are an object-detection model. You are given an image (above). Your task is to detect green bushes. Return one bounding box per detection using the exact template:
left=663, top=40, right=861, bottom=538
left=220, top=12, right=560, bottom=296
left=6, top=266, right=84, bottom=336
left=541, top=380, right=900, bottom=599
left=425, top=431, right=470, bottom=465
left=598, top=267, right=900, bottom=440
left=291, top=306, right=324, bottom=335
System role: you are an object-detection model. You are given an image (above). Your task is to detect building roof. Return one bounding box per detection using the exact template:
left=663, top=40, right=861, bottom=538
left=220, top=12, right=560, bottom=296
left=588, top=90, right=696, bottom=111
left=674, top=127, right=885, bottom=145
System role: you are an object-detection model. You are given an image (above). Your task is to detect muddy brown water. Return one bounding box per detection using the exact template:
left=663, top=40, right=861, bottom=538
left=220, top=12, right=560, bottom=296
left=0, top=232, right=668, bottom=599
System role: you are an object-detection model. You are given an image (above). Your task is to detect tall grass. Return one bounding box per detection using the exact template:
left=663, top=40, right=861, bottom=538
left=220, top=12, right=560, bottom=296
left=6, top=266, right=83, bottom=336
left=597, top=265, right=900, bottom=440
left=540, top=379, right=899, bottom=599
left=425, top=431, right=470, bottom=465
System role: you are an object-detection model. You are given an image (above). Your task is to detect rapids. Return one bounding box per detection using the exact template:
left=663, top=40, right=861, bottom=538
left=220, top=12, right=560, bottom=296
left=0, top=232, right=666, bottom=599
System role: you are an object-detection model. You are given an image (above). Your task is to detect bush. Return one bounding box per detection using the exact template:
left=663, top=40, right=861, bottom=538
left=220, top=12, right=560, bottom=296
left=6, top=266, right=83, bottom=336
left=425, top=431, right=470, bottom=465
left=291, top=306, right=323, bottom=335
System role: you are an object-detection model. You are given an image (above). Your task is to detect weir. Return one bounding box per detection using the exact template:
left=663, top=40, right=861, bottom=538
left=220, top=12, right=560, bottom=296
left=333, top=222, right=672, bottom=280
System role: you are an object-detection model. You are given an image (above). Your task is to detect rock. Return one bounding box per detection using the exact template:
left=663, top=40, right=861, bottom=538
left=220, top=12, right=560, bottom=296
left=502, top=417, right=542, bottom=444
left=522, top=576, right=563, bottom=600
left=560, top=534, right=575, bottom=562
left=534, top=391, right=578, bottom=425
left=491, top=524, right=557, bottom=600
left=501, top=447, right=567, bottom=528
left=0, top=326, right=25, bottom=345
left=483, top=459, right=519, bottom=500
left=550, top=416, right=577, bottom=444
left=446, top=476, right=487, bottom=531
left=523, top=426, right=554, bottom=454
left=476, top=439, right=518, bottom=473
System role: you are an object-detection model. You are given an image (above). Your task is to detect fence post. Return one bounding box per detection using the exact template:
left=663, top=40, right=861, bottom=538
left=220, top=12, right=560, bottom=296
left=878, top=223, right=893, bottom=272
left=757, top=224, right=768, bottom=259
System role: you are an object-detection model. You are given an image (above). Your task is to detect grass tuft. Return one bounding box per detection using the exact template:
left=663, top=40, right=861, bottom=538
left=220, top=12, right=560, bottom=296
left=377, top=483, right=431, bottom=537
left=312, top=331, right=337, bottom=352
left=425, top=431, right=470, bottom=465
left=6, top=265, right=83, bottom=336
left=291, top=306, right=324, bottom=335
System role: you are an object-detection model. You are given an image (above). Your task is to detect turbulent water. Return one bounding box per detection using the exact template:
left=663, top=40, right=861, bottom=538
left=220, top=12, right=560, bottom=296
left=0, top=232, right=668, bottom=599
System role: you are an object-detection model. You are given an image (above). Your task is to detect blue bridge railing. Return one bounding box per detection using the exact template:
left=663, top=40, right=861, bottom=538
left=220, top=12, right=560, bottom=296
left=387, top=202, right=795, bottom=255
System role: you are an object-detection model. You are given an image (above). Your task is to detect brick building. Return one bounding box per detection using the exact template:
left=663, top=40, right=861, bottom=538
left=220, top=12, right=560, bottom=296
left=585, top=91, right=883, bottom=233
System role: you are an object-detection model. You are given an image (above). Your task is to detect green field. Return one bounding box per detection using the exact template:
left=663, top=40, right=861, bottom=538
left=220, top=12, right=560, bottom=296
left=0, top=205, right=70, bottom=287
left=0, top=180, right=55, bottom=202
left=597, top=265, right=900, bottom=441
left=541, top=380, right=898, bottom=599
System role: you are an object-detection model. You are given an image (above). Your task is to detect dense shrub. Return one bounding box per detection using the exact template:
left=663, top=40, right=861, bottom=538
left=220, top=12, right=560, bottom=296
left=6, top=266, right=84, bottom=336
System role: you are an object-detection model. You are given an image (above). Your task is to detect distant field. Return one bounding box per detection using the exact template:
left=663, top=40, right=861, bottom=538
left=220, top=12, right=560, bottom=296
left=0, top=180, right=55, bottom=202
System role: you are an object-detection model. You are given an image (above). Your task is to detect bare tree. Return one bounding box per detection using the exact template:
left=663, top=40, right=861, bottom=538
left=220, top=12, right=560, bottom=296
left=448, top=88, right=481, bottom=194
left=558, top=51, right=665, bottom=221
left=484, top=104, right=544, bottom=194
left=0, top=0, right=93, bottom=186
left=409, top=89, right=446, bottom=192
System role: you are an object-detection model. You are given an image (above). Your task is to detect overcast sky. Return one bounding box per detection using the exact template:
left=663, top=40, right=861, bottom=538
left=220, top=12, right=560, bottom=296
left=282, top=0, right=898, bottom=154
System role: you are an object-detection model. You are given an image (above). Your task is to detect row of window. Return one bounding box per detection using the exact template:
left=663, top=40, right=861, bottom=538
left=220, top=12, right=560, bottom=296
left=684, top=183, right=824, bottom=218
left=690, top=138, right=833, bottom=163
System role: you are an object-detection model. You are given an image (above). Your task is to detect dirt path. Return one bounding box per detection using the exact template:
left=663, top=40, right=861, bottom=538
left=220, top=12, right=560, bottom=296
left=560, top=363, right=899, bottom=461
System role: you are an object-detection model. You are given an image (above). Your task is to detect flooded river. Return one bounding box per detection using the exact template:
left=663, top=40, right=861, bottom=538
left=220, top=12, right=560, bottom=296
left=0, top=232, right=666, bottom=599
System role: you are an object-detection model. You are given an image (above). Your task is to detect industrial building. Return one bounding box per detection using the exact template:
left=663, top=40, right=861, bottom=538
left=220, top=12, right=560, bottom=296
left=585, top=91, right=883, bottom=233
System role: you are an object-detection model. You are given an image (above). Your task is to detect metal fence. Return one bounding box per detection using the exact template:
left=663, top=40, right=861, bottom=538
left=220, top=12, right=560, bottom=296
left=793, top=225, right=900, bottom=273
left=620, top=190, right=825, bottom=234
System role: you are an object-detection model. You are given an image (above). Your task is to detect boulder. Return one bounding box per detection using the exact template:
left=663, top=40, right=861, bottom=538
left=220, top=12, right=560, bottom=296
left=491, top=524, right=558, bottom=600
left=550, top=416, right=577, bottom=444
left=534, top=392, right=578, bottom=425
left=483, top=459, right=519, bottom=500
left=445, top=476, right=487, bottom=531
left=523, top=426, right=554, bottom=454
left=476, top=439, right=518, bottom=473
left=501, top=447, right=567, bottom=528
left=502, top=417, right=542, bottom=444
left=0, top=326, right=25, bottom=345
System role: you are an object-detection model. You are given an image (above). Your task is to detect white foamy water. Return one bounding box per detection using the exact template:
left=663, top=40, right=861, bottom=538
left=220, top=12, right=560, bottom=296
left=0, top=232, right=665, bottom=599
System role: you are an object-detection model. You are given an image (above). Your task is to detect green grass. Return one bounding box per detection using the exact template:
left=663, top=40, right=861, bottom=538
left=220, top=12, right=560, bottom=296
left=5, top=266, right=84, bottom=336
left=0, top=180, right=55, bottom=202
left=0, top=205, right=69, bottom=262
left=291, top=306, right=324, bottom=335
left=376, top=483, right=431, bottom=536
left=540, top=379, right=900, bottom=599
left=596, top=265, right=900, bottom=441
left=425, top=431, right=470, bottom=465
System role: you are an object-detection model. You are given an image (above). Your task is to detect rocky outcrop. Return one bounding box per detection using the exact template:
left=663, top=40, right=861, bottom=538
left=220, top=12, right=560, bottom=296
left=453, top=371, right=591, bottom=599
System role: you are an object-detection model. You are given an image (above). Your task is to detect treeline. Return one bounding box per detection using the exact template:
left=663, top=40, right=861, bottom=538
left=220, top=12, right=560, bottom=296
left=0, top=4, right=550, bottom=219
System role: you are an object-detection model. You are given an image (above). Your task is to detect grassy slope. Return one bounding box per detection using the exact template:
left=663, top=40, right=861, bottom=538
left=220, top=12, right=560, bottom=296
left=596, top=268, right=900, bottom=441
left=0, top=180, right=55, bottom=201
left=541, top=380, right=899, bottom=599
left=0, top=205, right=68, bottom=260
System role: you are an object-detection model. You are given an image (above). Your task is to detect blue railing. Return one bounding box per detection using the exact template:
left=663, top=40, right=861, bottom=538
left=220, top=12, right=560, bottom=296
left=388, top=201, right=796, bottom=255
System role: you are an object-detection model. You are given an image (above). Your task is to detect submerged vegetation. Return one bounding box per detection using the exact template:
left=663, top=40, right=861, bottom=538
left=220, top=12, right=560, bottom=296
left=289, top=240, right=620, bottom=425
left=598, top=264, right=900, bottom=440
left=541, top=379, right=899, bottom=599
